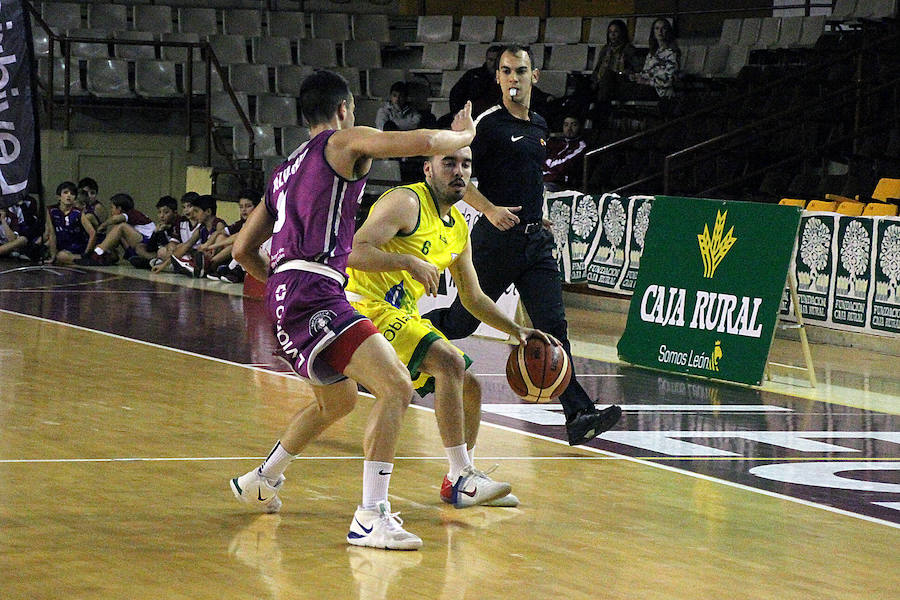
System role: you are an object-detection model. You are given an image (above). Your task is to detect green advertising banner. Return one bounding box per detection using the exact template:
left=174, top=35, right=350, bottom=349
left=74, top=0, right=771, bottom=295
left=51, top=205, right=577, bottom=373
left=617, top=197, right=802, bottom=385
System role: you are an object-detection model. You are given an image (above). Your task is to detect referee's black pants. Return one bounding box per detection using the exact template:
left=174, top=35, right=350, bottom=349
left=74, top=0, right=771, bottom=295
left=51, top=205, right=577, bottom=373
left=423, top=219, right=596, bottom=422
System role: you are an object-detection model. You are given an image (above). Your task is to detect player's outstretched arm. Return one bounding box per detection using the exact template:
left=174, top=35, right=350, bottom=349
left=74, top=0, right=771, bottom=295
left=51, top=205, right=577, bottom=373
left=233, top=203, right=275, bottom=283
left=348, top=188, right=441, bottom=296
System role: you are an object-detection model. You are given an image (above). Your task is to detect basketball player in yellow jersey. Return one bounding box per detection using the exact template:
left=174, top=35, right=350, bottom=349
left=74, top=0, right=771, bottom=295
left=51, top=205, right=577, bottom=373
left=347, top=147, right=553, bottom=508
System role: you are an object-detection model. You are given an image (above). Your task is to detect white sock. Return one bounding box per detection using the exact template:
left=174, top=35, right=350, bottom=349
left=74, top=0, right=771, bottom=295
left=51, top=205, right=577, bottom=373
left=94, top=248, right=104, bottom=255
left=229, top=258, right=239, bottom=269
left=445, top=443, right=471, bottom=482
left=467, top=445, right=475, bottom=465
left=362, top=460, right=393, bottom=509
left=258, top=441, right=294, bottom=481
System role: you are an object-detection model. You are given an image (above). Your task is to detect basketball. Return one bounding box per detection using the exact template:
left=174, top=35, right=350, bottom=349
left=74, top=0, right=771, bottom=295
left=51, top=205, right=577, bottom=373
left=505, top=337, right=572, bottom=403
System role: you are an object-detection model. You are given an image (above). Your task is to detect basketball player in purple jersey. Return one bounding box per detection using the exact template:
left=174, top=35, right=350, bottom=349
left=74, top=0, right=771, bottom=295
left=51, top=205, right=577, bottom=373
left=229, top=70, right=476, bottom=551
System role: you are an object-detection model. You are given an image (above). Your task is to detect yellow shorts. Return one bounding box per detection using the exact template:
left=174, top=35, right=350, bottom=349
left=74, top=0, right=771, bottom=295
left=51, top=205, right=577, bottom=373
left=350, top=298, right=471, bottom=396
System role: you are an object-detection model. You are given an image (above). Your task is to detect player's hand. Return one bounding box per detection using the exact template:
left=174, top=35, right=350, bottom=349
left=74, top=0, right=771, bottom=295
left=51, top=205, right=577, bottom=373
left=486, top=205, right=521, bottom=231
left=517, top=328, right=560, bottom=347
left=451, top=101, right=476, bottom=139
left=406, top=256, right=440, bottom=297
left=542, top=217, right=552, bottom=231
left=151, top=260, right=166, bottom=273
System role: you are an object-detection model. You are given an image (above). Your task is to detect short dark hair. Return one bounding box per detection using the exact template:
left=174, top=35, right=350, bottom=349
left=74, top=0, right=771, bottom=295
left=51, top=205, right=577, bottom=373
left=389, top=81, right=408, bottom=95
left=238, top=188, right=262, bottom=206
left=499, top=44, right=535, bottom=70
left=180, top=191, right=200, bottom=205
left=56, top=181, right=77, bottom=196
left=77, top=177, right=98, bottom=193
left=487, top=44, right=503, bottom=56
left=110, top=193, right=135, bottom=212
left=300, top=70, right=352, bottom=126
left=156, top=195, right=178, bottom=211
left=193, top=194, right=217, bottom=215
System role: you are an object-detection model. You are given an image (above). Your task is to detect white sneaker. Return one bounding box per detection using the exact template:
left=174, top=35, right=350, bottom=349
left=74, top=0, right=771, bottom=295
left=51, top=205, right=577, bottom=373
left=347, top=501, right=422, bottom=550
left=481, top=493, right=520, bottom=507
left=440, top=464, right=512, bottom=508
left=230, top=468, right=285, bottom=514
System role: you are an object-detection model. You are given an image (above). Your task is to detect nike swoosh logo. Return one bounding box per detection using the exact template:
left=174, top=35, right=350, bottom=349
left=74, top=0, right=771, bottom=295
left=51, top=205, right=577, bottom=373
left=355, top=519, right=373, bottom=534
left=378, top=470, right=392, bottom=476
left=460, top=487, right=477, bottom=497
left=511, top=135, right=524, bottom=142
left=258, top=488, right=269, bottom=502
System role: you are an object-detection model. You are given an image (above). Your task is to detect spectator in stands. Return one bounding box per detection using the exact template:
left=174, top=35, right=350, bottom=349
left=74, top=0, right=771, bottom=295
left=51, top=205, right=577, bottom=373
left=622, top=18, right=680, bottom=100
left=200, top=188, right=260, bottom=282
left=590, top=19, right=642, bottom=103
left=76, top=193, right=156, bottom=266
left=543, top=115, right=588, bottom=192
left=47, top=181, right=88, bottom=265
left=0, top=207, right=28, bottom=258
left=375, top=82, right=424, bottom=131
left=450, top=45, right=503, bottom=117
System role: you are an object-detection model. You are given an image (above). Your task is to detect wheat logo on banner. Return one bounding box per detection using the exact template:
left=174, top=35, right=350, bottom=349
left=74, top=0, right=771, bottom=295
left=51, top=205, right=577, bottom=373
left=698, top=210, right=737, bottom=278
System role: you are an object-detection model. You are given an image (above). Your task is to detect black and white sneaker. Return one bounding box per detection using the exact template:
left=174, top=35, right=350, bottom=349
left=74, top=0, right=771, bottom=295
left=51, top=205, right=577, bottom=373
left=565, top=405, right=622, bottom=446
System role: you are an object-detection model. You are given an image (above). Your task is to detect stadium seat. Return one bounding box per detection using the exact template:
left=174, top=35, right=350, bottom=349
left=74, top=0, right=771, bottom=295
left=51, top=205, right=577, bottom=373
left=805, top=200, right=838, bottom=212
left=41, top=2, right=82, bottom=31
left=365, top=68, right=406, bottom=98
left=281, top=126, right=311, bottom=156
left=179, top=8, right=218, bottom=36
left=836, top=201, right=865, bottom=216
left=32, top=25, right=55, bottom=58
left=856, top=0, right=895, bottom=19
left=133, top=6, right=174, bottom=35
left=462, top=43, right=490, bottom=69
left=275, top=64, right=315, bottom=96
left=416, top=15, right=453, bottom=43
left=223, top=9, right=262, bottom=37
left=862, top=202, right=898, bottom=216
left=681, top=45, right=707, bottom=76
left=88, top=4, right=127, bottom=33
left=185, top=62, right=225, bottom=95
left=297, top=39, right=338, bottom=67
left=67, top=29, right=110, bottom=59
left=754, top=17, right=782, bottom=49
left=353, top=97, right=381, bottom=127
left=702, top=44, right=730, bottom=76
left=37, top=56, right=87, bottom=95
left=794, top=16, right=826, bottom=48
left=343, top=40, right=383, bottom=69
left=776, top=17, right=803, bottom=47
left=233, top=125, right=278, bottom=159
left=719, top=18, right=742, bottom=46
left=501, top=16, right=539, bottom=44
left=312, top=13, right=350, bottom=41
left=778, top=198, right=808, bottom=208
left=831, top=0, right=857, bottom=20
left=256, top=94, right=298, bottom=126
left=459, top=16, right=497, bottom=42
left=211, top=90, right=249, bottom=123
left=208, top=34, right=248, bottom=64
left=353, top=14, right=391, bottom=43
left=267, top=11, right=305, bottom=39
left=86, top=58, right=133, bottom=98
left=737, top=17, right=762, bottom=46
left=537, top=70, right=567, bottom=97
left=114, top=31, right=156, bottom=60
left=229, top=63, right=270, bottom=94
left=633, top=17, right=655, bottom=46
left=438, top=70, right=465, bottom=98
left=420, top=42, right=459, bottom=70
left=332, top=67, right=362, bottom=97
left=545, top=44, right=589, bottom=71
left=135, top=60, right=180, bottom=98
left=161, top=32, right=201, bottom=62
left=252, top=37, right=293, bottom=66
left=587, top=17, right=613, bottom=43
left=543, top=17, right=582, bottom=43
left=369, top=158, right=402, bottom=181
left=529, top=44, right=545, bottom=70
left=872, top=178, right=900, bottom=202
left=724, top=45, right=750, bottom=77
left=430, top=99, right=450, bottom=118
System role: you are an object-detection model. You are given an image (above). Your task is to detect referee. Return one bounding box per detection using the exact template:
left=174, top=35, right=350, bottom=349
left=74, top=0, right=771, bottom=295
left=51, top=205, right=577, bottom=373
left=424, top=45, right=622, bottom=446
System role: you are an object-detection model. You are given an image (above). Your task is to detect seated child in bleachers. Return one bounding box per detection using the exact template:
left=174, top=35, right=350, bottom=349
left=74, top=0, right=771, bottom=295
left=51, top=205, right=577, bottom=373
left=0, top=206, right=29, bottom=258
left=76, top=193, right=156, bottom=266
left=47, top=181, right=89, bottom=265
left=198, top=188, right=260, bottom=282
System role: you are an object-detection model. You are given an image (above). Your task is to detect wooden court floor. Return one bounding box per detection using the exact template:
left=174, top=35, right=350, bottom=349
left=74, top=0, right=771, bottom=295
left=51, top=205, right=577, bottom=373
left=0, top=262, right=897, bottom=600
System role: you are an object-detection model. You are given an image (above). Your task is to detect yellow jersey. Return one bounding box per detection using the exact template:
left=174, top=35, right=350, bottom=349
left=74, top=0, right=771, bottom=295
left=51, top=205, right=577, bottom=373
left=346, top=182, right=469, bottom=316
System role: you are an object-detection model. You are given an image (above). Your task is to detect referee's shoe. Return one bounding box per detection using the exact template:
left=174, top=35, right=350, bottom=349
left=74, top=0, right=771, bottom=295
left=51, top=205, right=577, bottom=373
left=566, top=405, right=622, bottom=446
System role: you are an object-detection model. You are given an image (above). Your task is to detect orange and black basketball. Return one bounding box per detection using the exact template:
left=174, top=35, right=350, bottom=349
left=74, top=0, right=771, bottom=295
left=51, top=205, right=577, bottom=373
left=505, top=337, right=572, bottom=403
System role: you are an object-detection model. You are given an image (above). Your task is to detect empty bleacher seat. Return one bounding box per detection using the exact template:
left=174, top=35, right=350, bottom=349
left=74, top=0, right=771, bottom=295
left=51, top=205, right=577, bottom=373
left=836, top=201, right=865, bottom=216
left=275, top=64, right=315, bottom=96
left=298, top=39, right=338, bottom=67
left=267, top=11, right=305, bottom=39
left=416, top=15, right=453, bottom=43
left=252, top=37, right=293, bottom=66
left=134, top=6, right=174, bottom=35
left=114, top=31, right=156, bottom=60
left=332, top=67, right=362, bottom=97
left=233, top=125, right=278, bottom=159
left=462, top=43, right=490, bottom=69
left=776, top=17, right=803, bottom=47
left=366, top=68, right=406, bottom=98
left=633, top=17, right=655, bottom=46
left=545, top=44, right=589, bottom=71
left=353, top=14, right=390, bottom=44
left=537, top=69, right=567, bottom=97
left=832, top=0, right=857, bottom=20
left=725, top=45, right=750, bottom=77
left=185, top=62, right=224, bottom=95
left=543, top=17, right=582, bottom=43
left=223, top=9, right=261, bottom=37
left=719, top=18, right=742, bottom=46
left=702, top=44, right=729, bottom=77
left=211, top=90, right=249, bottom=123
left=208, top=34, right=248, bottom=64
left=795, top=15, right=826, bottom=48
left=420, top=42, right=459, bottom=70
left=872, top=178, right=900, bottom=202
left=343, top=40, right=383, bottom=69
left=587, top=17, right=613, bottom=43
left=353, top=97, right=381, bottom=127
left=179, top=8, right=218, bottom=35
left=42, top=2, right=82, bottom=31
left=32, top=25, right=54, bottom=58
left=755, top=17, right=782, bottom=48
left=501, top=16, right=539, bottom=44
left=681, top=45, right=706, bottom=76
left=68, top=29, right=110, bottom=59
left=281, top=126, right=311, bottom=156
left=88, top=4, right=127, bottom=33
left=161, top=32, right=201, bottom=62
left=737, top=17, right=762, bottom=46
left=312, top=13, right=350, bottom=41
left=778, top=198, right=807, bottom=208
left=37, top=56, right=86, bottom=95
left=135, top=60, right=180, bottom=98
left=805, top=199, right=838, bottom=212
left=229, top=63, right=270, bottom=94
left=862, top=202, right=898, bottom=216
left=438, top=70, right=465, bottom=98
left=856, top=0, right=896, bottom=19
left=256, top=94, right=298, bottom=126
left=86, top=58, right=132, bottom=98
left=459, top=16, right=497, bottom=42
left=530, top=44, right=545, bottom=69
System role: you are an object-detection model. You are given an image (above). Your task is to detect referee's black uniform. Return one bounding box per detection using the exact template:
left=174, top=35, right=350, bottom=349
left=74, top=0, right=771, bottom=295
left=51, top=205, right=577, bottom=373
left=425, top=103, right=621, bottom=444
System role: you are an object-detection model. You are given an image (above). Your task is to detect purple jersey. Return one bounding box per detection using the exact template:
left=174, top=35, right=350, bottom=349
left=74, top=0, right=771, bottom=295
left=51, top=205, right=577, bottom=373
left=49, top=206, right=88, bottom=254
left=264, top=130, right=367, bottom=277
